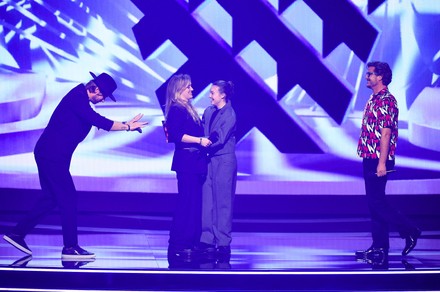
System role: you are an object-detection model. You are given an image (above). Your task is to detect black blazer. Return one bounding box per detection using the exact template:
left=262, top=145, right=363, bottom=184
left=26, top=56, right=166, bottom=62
left=34, top=84, right=113, bottom=163
left=166, top=103, right=207, bottom=174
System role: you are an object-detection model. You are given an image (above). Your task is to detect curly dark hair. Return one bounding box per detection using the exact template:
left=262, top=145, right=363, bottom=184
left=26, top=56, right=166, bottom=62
left=367, top=61, right=392, bottom=85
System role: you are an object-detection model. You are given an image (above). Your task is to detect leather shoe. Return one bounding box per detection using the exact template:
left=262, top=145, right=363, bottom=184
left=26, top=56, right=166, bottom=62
left=402, top=229, right=421, bottom=256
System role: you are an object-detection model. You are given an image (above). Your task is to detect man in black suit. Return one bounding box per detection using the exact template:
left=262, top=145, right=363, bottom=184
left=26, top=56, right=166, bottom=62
left=4, top=72, right=147, bottom=259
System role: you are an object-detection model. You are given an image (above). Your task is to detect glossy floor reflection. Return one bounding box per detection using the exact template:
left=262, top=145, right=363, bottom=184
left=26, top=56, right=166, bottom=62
left=1, top=229, right=439, bottom=271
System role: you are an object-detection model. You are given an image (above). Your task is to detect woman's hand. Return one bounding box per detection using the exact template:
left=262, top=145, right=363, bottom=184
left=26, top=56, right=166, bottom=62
left=200, top=137, right=212, bottom=147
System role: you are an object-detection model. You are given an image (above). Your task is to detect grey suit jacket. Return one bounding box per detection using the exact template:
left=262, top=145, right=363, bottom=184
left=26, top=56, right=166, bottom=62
left=202, top=101, right=236, bottom=156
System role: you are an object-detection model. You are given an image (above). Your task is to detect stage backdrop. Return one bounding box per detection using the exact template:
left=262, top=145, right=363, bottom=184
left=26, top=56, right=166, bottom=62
left=0, top=0, right=439, bottom=195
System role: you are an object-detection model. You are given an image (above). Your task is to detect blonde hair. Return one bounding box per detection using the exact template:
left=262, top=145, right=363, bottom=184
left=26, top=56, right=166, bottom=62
left=165, top=74, right=200, bottom=124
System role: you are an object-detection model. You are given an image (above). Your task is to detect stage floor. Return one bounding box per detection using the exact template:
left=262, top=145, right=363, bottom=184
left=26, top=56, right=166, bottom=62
left=1, top=230, right=440, bottom=271
left=1, top=224, right=440, bottom=291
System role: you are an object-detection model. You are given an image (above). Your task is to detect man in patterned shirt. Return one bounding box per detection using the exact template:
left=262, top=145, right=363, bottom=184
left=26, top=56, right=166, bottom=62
left=356, top=62, right=421, bottom=264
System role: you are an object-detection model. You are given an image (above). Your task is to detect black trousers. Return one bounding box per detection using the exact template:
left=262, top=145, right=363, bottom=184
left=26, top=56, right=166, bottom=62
left=169, top=172, right=204, bottom=249
left=363, top=158, right=418, bottom=249
left=13, top=155, right=78, bottom=247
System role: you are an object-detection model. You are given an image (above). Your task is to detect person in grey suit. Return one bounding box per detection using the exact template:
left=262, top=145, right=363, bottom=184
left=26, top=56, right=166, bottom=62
left=198, top=80, right=237, bottom=258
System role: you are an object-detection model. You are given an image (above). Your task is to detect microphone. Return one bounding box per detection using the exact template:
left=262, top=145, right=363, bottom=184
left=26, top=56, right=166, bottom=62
left=209, top=131, right=219, bottom=143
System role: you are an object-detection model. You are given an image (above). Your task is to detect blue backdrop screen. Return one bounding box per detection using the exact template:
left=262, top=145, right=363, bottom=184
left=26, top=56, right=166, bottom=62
left=0, top=0, right=439, bottom=195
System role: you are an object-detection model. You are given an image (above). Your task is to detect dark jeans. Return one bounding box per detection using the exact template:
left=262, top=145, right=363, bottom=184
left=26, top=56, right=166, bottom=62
left=363, top=158, right=418, bottom=249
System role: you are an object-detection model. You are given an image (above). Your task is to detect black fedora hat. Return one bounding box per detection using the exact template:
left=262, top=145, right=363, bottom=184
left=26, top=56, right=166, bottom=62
left=89, top=72, right=117, bottom=102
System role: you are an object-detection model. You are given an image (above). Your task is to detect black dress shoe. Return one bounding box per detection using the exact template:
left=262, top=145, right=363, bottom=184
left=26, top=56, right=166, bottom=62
left=402, top=229, right=421, bottom=256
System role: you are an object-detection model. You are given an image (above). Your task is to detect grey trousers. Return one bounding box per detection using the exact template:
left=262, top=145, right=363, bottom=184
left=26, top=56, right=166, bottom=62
left=200, top=153, right=237, bottom=247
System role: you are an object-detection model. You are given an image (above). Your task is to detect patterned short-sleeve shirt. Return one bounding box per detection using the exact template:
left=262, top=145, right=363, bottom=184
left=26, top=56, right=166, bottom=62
left=357, top=87, right=398, bottom=160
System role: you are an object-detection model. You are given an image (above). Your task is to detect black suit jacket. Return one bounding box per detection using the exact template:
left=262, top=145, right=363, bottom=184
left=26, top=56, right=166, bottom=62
left=34, top=84, right=113, bottom=163
left=166, top=103, right=207, bottom=174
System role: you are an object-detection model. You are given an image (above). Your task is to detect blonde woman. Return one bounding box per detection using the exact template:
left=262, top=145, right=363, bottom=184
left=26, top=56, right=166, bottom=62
left=164, top=74, right=211, bottom=260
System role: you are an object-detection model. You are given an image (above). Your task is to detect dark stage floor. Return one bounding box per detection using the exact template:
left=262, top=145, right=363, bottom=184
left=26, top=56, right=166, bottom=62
left=1, top=218, right=439, bottom=291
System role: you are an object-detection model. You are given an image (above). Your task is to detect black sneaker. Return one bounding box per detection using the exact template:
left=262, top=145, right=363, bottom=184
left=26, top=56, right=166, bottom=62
left=61, top=246, right=95, bottom=259
left=3, top=234, right=32, bottom=255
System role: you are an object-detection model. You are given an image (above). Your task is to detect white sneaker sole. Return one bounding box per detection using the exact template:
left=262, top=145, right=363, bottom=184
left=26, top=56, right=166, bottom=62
left=61, top=254, right=96, bottom=260
left=3, top=235, right=32, bottom=255
left=61, top=257, right=95, bottom=262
